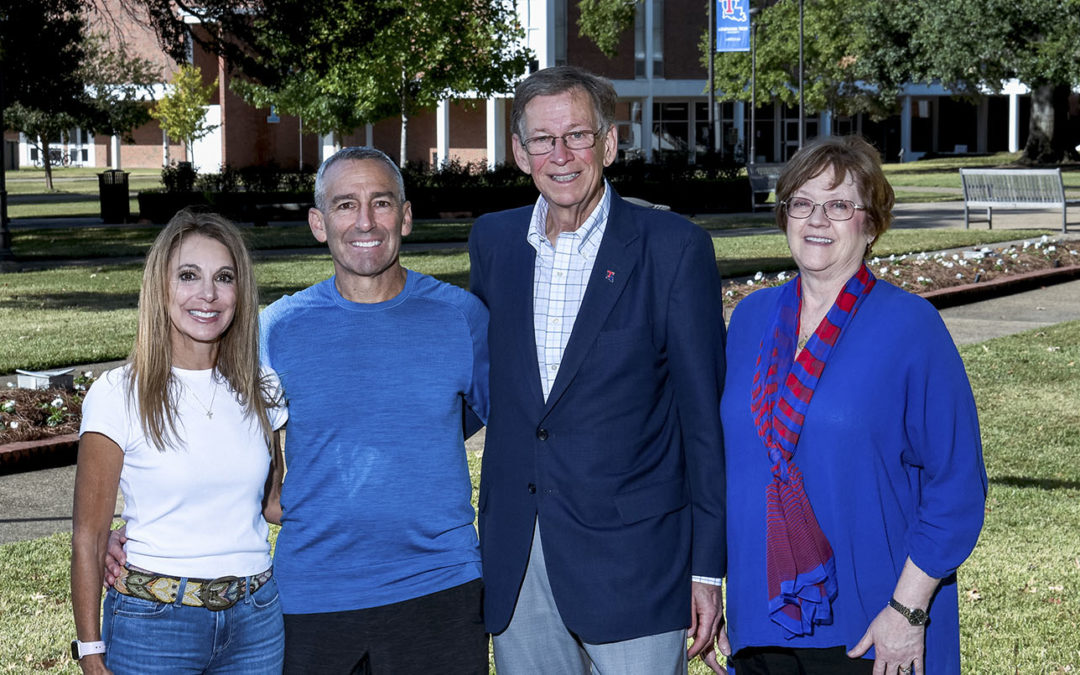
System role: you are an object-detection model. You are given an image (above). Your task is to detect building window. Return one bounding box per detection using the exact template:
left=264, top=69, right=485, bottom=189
left=554, top=0, right=567, bottom=66
left=652, top=101, right=690, bottom=156
left=634, top=0, right=664, bottom=78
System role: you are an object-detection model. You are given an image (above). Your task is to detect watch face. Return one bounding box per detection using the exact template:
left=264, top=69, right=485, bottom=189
left=909, top=608, right=929, bottom=625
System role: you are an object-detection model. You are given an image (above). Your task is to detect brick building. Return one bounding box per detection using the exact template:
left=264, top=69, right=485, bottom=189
left=6, top=0, right=1045, bottom=172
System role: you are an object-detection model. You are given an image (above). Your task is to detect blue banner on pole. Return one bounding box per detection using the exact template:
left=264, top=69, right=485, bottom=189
left=716, top=0, right=751, bottom=52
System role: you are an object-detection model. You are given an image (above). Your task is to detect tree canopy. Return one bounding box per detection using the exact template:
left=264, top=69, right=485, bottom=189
left=707, top=0, right=1080, bottom=163
left=150, top=64, right=218, bottom=163
left=126, top=0, right=532, bottom=164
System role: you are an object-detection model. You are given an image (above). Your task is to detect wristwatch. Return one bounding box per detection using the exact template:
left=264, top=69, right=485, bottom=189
left=70, top=640, right=106, bottom=660
left=889, top=598, right=929, bottom=626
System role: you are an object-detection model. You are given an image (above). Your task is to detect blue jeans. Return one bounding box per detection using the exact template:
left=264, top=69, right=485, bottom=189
left=103, top=575, right=283, bottom=674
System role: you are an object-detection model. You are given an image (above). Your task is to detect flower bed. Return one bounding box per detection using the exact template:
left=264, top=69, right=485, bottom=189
left=722, top=235, right=1080, bottom=307
left=0, top=373, right=94, bottom=445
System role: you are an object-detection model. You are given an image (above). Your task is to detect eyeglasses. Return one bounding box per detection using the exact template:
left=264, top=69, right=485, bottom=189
left=520, top=129, right=603, bottom=156
left=781, top=198, right=866, bottom=221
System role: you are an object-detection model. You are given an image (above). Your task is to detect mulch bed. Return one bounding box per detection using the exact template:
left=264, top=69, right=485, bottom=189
left=4, top=235, right=1079, bottom=446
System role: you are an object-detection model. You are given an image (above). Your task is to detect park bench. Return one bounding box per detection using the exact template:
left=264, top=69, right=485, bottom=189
left=959, top=168, right=1077, bottom=233
left=747, top=162, right=784, bottom=211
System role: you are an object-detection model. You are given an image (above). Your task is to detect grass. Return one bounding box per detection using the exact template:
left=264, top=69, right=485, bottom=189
left=3, top=321, right=1078, bottom=672
left=8, top=222, right=474, bottom=260
left=1, top=229, right=1060, bottom=375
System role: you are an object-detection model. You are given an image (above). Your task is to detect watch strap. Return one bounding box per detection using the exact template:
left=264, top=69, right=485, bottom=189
left=70, top=640, right=106, bottom=660
left=888, top=597, right=929, bottom=625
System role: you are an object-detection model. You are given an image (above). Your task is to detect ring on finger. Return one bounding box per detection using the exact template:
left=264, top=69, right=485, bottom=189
left=898, top=666, right=913, bottom=675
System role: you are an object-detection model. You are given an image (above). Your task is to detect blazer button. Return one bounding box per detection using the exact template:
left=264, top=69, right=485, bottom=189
left=528, top=483, right=537, bottom=494
left=536, top=428, right=548, bottom=441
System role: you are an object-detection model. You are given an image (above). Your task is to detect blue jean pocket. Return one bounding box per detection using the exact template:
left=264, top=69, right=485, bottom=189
left=105, top=587, right=171, bottom=618
left=249, top=576, right=279, bottom=610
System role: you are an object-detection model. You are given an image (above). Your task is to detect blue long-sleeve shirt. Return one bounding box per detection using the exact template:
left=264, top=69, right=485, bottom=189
left=722, top=279, right=986, bottom=673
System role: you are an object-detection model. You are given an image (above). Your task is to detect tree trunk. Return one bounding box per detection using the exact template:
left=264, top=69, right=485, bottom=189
left=41, top=139, right=54, bottom=192
left=399, top=109, right=409, bottom=168
left=1021, top=83, right=1077, bottom=164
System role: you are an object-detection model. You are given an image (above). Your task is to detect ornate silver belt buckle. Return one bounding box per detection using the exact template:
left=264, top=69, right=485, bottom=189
left=199, top=575, right=241, bottom=611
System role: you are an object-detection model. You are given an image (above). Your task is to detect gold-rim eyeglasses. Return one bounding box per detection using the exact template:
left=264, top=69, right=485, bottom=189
left=781, top=198, right=867, bottom=221
left=520, top=129, right=603, bottom=156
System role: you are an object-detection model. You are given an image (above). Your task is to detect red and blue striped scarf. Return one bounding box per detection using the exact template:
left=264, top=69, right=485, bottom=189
left=751, top=263, right=876, bottom=638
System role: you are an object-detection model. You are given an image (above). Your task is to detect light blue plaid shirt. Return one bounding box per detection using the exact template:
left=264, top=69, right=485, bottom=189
left=527, top=183, right=611, bottom=400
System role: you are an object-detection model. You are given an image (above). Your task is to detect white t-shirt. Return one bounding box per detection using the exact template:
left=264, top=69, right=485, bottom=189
left=80, top=364, right=288, bottom=578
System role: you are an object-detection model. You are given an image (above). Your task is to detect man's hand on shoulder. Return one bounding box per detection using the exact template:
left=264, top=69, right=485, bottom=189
left=688, top=580, right=730, bottom=670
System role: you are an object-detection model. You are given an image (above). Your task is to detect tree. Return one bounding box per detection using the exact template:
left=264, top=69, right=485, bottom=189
left=149, top=64, right=218, bottom=165
left=83, top=32, right=162, bottom=149
left=234, top=0, right=532, bottom=165
left=860, top=0, right=1080, bottom=164
left=707, top=1, right=890, bottom=120
left=1, top=0, right=91, bottom=191
left=577, top=0, right=637, bottom=58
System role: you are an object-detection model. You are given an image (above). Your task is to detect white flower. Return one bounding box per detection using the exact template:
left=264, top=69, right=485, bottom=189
left=1047, top=245, right=1057, bottom=253
left=942, top=261, right=955, bottom=268
left=50, top=397, right=63, bottom=408
left=1011, top=253, right=1019, bottom=260
left=889, top=254, right=896, bottom=261
left=754, top=271, right=764, bottom=281
left=0, top=400, right=14, bottom=413
left=746, top=279, right=755, bottom=286
left=902, top=281, right=909, bottom=287
left=84, top=371, right=93, bottom=378
left=956, top=273, right=964, bottom=279
left=870, top=256, right=881, bottom=265
left=1071, top=250, right=1079, bottom=255
left=893, top=270, right=901, bottom=276
left=9, top=421, right=18, bottom=429
left=952, top=254, right=960, bottom=261
left=725, top=290, right=734, bottom=297
left=879, top=266, right=889, bottom=275
left=776, top=271, right=788, bottom=281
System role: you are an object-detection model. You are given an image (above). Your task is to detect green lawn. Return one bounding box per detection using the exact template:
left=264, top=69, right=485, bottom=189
left=0, top=229, right=1056, bottom=375
left=3, top=320, right=1077, bottom=673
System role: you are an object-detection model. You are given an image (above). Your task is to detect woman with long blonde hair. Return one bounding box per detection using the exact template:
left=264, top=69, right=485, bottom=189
left=71, top=209, right=287, bottom=674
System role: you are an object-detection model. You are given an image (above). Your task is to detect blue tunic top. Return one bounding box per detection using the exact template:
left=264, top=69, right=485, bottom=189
left=260, top=270, right=489, bottom=614
left=722, top=280, right=986, bottom=673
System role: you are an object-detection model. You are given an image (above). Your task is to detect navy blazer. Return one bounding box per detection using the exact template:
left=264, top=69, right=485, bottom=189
left=468, top=191, right=727, bottom=643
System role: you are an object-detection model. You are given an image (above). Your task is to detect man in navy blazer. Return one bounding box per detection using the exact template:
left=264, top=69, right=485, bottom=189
left=468, top=66, right=730, bottom=673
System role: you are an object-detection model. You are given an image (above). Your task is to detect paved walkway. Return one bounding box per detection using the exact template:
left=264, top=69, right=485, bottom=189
left=2, top=208, right=1079, bottom=547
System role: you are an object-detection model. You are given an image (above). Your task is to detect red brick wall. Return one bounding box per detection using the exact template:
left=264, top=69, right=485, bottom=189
left=565, top=2, right=636, bottom=79
left=663, top=0, right=707, bottom=78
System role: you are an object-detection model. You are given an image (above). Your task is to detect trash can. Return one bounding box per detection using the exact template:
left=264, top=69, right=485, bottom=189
left=98, top=170, right=130, bottom=223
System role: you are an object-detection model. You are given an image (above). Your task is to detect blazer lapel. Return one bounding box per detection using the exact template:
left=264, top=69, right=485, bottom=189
left=542, top=199, right=639, bottom=414
left=503, top=227, right=546, bottom=407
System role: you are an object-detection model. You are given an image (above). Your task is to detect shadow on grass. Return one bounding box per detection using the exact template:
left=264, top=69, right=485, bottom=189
left=990, top=475, right=1080, bottom=491
left=0, top=291, right=138, bottom=312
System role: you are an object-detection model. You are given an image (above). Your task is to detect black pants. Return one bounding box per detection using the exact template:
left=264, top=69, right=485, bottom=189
left=729, top=646, right=875, bottom=675
left=283, top=579, right=487, bottom=674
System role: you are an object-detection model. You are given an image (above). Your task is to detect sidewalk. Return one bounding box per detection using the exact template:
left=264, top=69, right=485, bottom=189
left=2, top=206, right=1079, bottom=546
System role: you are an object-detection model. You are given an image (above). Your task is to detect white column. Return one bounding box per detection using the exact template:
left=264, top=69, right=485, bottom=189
left=486, top=98, right=507, bottom=167
left=733, top=102, right=745, bottom=155
left=111, top=135, right=122, bottom=170
left=436, top=100, right=451, bottom=166
left=643, top=95, right=654, bottom=162
left=161, top=128, right=169, bottom=167
left=319, top=133, right=336, bottom=162
left=900, top=96, right=912, bottom=162
left=365, top=123, right=374, bottom=148
left=1008, top=93, right=1020, bottom=152
left=819, top=110, right=832, bottom=137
